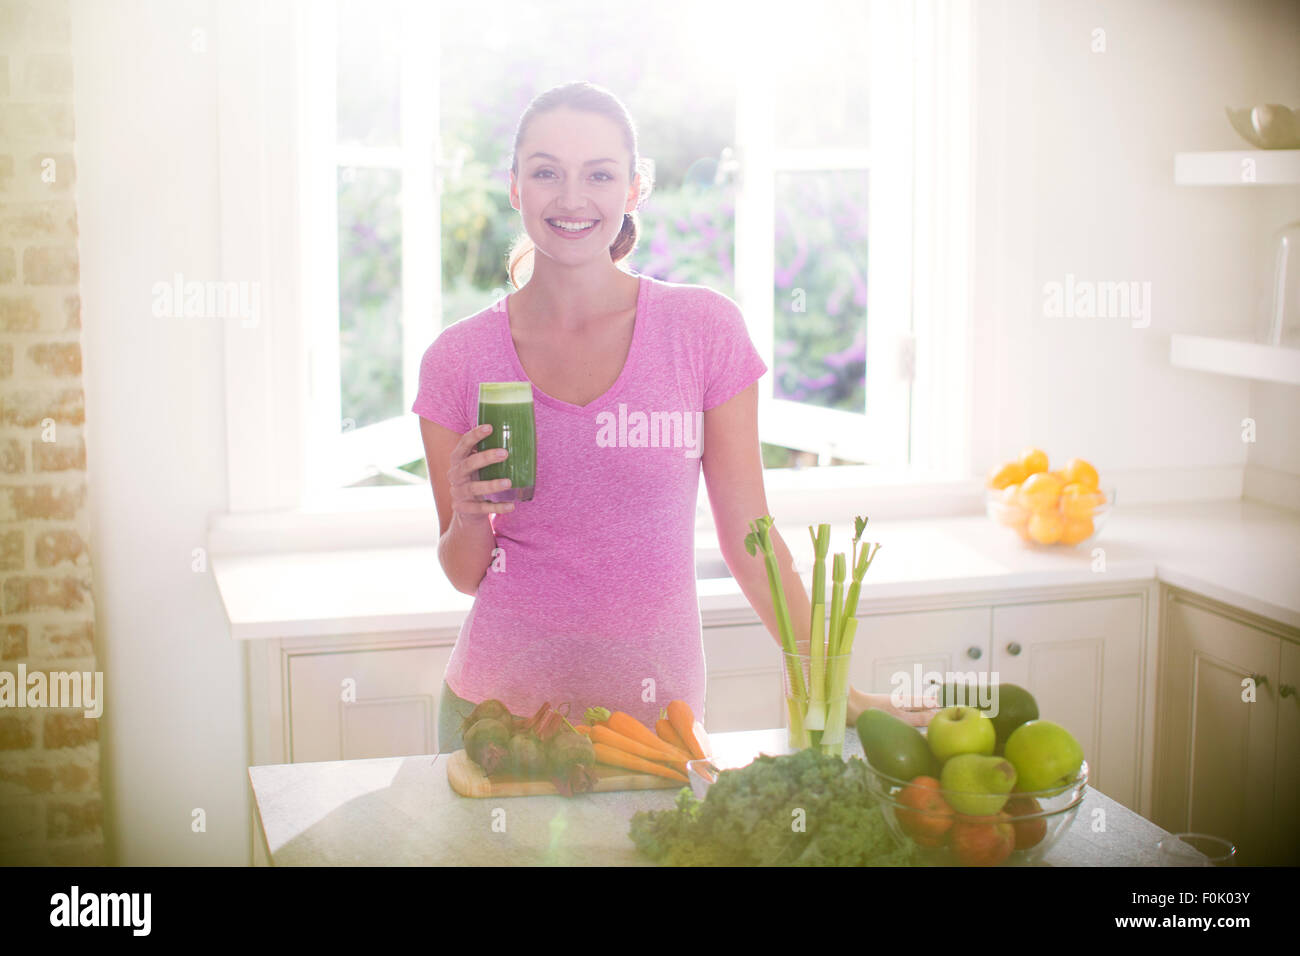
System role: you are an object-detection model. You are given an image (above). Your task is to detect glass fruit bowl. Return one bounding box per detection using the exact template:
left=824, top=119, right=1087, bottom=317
left=863, top=759, right=1089, bottom=866
left=986, top=486, right=1114, bottom=549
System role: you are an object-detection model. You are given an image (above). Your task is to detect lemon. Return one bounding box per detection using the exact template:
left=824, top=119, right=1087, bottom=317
left=1019, top=448, right=1049, bottom=475
left=1060, top=483, right=1101, bottom=518
left=996, top=484, right=1029, bottom=528
left=1027, top=508, right=1065, bottom=544
left=1017, top=472, right=1064, bottom=511
left=988, top=461, right=1029, bottom=490
left=1059, top=514, right=1095, bottom=545
left=1063, top=458, right=1099, bottom=491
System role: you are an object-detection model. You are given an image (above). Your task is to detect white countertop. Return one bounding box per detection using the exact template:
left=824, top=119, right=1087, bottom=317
left=214, top=498, right=1300, bottom=639
left=248, top=728, right=1179, bottom=866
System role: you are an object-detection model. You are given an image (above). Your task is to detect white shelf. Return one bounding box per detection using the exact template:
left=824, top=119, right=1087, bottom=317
left=1170, top=333, right=1300, bottom=384
left=1174, top=150, right=1300, bottom=185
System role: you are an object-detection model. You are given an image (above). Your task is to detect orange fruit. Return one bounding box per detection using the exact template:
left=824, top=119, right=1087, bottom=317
left=1062, top=458, right=1099, bottom=491
left=1059, top=514, right=1095, bottom=545
left=995, top=485, right=1029, bottom=528
left=1017, top=472, right=1064, bottom=511
left=1027, top=508, right=1065, bottom=544
left=988, top=461, right=1029, bottom=490
left=1019, top=448, right=1049, bottom=476
left=1060, top=483, right=1102, bottom=518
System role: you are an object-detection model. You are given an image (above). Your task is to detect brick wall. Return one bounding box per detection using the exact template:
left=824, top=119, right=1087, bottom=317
left=0, top=0, right=105, bottom=865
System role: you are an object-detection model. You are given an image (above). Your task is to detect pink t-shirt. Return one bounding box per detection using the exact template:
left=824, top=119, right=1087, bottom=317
left=411, top=272, right=767, bottom=728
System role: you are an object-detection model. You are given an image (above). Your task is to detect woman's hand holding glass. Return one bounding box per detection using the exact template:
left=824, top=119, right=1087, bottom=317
left=448, top=424, right=516, bottom=517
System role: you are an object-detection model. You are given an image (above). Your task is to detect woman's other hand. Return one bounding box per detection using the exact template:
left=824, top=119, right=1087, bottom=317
left=845, top=686, right=941, bottom=728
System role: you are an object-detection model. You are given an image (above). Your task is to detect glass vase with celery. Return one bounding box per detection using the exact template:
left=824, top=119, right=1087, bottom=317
left=745, top=515, right=881, bottom=755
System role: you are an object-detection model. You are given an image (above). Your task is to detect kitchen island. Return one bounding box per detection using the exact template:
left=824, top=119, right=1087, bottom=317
left=249, top=728, right=1180, bottom=866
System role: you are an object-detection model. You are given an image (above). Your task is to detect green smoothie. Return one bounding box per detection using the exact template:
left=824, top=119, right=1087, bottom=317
left=475, top=381, right=536, bottom=502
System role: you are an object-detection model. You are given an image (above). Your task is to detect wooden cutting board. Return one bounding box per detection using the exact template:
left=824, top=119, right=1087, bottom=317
left=446, top=749, right=686, bottom=798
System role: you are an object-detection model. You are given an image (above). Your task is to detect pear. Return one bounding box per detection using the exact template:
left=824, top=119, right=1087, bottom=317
left=939, top=753, right=1017, bottom=816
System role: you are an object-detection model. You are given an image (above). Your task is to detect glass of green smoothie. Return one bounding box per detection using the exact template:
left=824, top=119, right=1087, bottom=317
left=475, top=381, right=536, bottom=502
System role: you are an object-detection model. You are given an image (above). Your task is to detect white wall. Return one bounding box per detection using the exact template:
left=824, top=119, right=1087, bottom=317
left=72, top=0, right=248, bottom=864
left=970, top=0, right=1300, bottom=500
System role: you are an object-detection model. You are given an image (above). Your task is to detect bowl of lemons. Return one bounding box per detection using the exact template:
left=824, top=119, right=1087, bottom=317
left=985, top=449, right=1112, bottom=548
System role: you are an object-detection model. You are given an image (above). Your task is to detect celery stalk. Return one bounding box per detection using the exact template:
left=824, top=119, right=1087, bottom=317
left=804, top=525, right=831, bottom=735
left=821, top=617, right=859, bottom=753
left=827, top=552, right=845, bottom=671
left=746, top=516, right=808, bottom=747
left=806, top=602, right=827, bottom=731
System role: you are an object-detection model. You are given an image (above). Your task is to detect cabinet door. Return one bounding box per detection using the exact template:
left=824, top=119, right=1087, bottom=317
left=288, top=644, right=453, bottom=763
left=1273, top=639, right=1300, bottom=865
left=702, top=623, right=783, bottom=733
left=991, top=596, right=1144, bottom=810
left=850, top=607, right=992, bottom=702
left=1154, top=595, right=1279, bottom=866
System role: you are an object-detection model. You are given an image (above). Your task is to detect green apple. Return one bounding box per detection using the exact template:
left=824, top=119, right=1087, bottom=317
left=1004, top=720, right=1084, bottom=795
left=926, top=706, right=996, bottom=764
left=939, top=754, right=1017, bottom=815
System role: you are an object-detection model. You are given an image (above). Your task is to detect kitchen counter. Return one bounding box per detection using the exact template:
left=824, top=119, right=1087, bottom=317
left=249, top=729, right=1181, bottom=866
left=216, top=498, right=1300, bottom=638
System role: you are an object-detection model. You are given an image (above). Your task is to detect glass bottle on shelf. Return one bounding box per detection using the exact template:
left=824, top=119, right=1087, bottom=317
left=1259, top=220, right=1300, bottom=348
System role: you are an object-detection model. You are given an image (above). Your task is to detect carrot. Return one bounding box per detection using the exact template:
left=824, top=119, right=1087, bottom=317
left=656, top=710, right=689, bottom=751
left=586, top=707, right=690, bottom=763
left=606, top=711, right=691, bottom=762
left=667, top=700, right=710, bottom=760
left=592, top=742, right=689, bottom=783
left=572, top=724, right=591, bottom=736
left=590, top=724, right=687, bottom=772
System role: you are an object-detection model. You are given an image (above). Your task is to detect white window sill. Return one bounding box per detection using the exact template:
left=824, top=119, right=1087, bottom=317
left=208, top=468, right=987, bottom=556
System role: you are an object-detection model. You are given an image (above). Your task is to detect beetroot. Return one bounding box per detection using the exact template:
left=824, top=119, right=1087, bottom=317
left=464, top=717, right=511, bottom=775
left=547, top=728, right=598, bottom=796
left=508, top=733, right=547, bottom=778
left=459, top=699, right=515, bottom=735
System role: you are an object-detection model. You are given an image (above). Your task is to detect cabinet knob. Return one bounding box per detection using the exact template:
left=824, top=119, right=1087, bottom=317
left=1250, top=673, right=1269, bottom=689
left=1281, top=684, right=1296, bottom=699
left=1006, top=642, right=1022, bottom=656
left=967, top=646, right=982, bottom=660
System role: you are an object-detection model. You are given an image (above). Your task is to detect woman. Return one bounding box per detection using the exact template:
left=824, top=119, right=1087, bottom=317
left=414, top=81, right=930, bottom=753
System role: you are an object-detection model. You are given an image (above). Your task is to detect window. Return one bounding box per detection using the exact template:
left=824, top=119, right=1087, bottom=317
left=216, top=0, right=972, bottom=531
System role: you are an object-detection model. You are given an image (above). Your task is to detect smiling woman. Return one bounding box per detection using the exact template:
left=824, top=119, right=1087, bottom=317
left=412, top=82, right=785, bottom=744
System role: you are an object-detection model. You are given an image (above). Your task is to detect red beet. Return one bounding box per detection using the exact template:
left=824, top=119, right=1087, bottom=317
left=508, top=733, right=547, bottom=778
left=547, top=728, right=598, bottom=796
left=464, top=717, right=511, bottom=775
left=459, top=699, right=515, bottom=735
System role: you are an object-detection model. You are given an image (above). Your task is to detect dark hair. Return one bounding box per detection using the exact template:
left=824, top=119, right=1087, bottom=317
left=506, top=81, right=655, bottom=289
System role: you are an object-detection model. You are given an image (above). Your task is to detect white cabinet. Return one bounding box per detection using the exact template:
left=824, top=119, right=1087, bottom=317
left=1276, top=639, right=1300, bottom=864
left=246, top=630, right=458, bottom=769
left=1153, top=587, right=1299, bottom=865
left=991, top=596, right=1145, bottom=811
left=288, top=644, right=453, bottom=763
left=851, top=606, right=992, bottom=698
left=701, top=622, right=783, bottom=733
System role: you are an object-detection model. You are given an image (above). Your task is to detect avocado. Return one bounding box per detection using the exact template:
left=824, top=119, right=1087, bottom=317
left=988, top=684, right=1038, bottom=755
left=856, top=708, right=939, bottom=782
